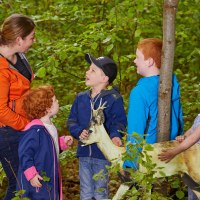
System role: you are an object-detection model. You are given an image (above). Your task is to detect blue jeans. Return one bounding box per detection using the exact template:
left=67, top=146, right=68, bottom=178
left=79, top=157, right=111, bottom=200
left=188, top=188, right=198, bottom=200
left=0, top=126, right=22, bottom=200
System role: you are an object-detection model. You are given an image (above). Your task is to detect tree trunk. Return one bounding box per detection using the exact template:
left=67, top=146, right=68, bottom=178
left=157, top=0, right=179, bottom=142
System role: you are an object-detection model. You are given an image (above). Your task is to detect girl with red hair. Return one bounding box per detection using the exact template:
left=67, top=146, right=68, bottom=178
left=17, top=86, right=73, bottom=200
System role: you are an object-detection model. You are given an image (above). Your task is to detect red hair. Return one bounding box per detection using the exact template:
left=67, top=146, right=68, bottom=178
left=137, top=38, right=162, bottom=69
left=23, top=86, right=55, bottom=120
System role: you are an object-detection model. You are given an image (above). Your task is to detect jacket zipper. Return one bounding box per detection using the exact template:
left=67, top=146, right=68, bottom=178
left=88, top=95, right=102, bottom=157
left=89, top=145, right=92, bottom=157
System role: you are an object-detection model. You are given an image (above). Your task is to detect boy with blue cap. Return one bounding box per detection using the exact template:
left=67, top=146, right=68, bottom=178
left=67, top=53, right=127, bottom=200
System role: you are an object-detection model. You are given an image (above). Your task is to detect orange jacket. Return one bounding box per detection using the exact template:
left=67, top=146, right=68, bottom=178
left=0, top=55, right=34, bottom=130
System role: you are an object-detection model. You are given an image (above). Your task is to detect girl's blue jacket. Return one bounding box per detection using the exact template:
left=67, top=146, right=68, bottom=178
left=17, top=121, right=59, bottom=200
left=67, top=87, right=127, bottom=160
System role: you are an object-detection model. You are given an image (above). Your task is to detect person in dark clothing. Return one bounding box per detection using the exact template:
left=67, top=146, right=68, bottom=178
left=67, top=53, right=127, bottom=200
left=17, top=86, right=73, bottom=200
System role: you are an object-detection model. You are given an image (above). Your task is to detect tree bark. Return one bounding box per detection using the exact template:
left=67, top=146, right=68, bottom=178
left=157, top=0, right=179, bottom=142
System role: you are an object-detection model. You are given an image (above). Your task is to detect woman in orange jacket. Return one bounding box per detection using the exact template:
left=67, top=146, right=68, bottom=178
left=0, top=14, right=35, bottom=200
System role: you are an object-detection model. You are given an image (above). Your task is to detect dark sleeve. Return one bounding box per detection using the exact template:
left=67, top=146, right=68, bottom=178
left=108, top=96, right=127, bottom=139
left=67, top=96, right=85, bottom=139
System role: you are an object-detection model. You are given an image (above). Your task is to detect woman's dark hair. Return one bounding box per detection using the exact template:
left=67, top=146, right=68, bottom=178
left=0, top=13, right=35, bottom=45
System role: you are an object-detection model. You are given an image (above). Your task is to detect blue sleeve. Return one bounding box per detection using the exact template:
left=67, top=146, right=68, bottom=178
left=108, top=97, right=127, bottom=139
left=127, top=87, right=149, bottom=143
left=67, top=96, right=84, bottom=139
left=18, top=130, right=40, bottom=171
left=171, top=74, right=184, bottom=138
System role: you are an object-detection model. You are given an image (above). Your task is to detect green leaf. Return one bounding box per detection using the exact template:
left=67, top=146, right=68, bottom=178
left=41, top=171, right=50, bottom=182
left=176, top=190, right=185, bottom=199
left=135, top=29, right=141, bottom=37
left=91, top=43, right=98, bottom=50
left=11, top=197, right=19, bottom=200
left=106, top=44, right=114, bottom=53
left=43, top=175, right=51, bottom=182
left=17, top=189, right=26, bottom=195
left=35, top=67, right=46, bottom=78
left=144, top=144, right=154, bottom=151
left=102, top=37, right=111, bottom=44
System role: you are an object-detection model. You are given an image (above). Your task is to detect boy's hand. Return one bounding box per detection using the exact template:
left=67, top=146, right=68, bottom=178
left=79, top=129, right=89, bottom=140
left=176, top=135, right=186, bottom=143
left=64, top=136, right=73, bottom=146
left=30, top=174, right=43, bottom=188
left=158, top=149, right=176, bottom=163
left=112, top=137, right=122, bottom=147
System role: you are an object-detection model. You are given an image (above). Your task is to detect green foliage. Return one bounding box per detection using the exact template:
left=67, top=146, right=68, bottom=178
left=176, top=190, right=185, bottom=199
left=93, top=169, right=106, bottom=181
left=41, top=171, right=51, bottom=182
left=11, top=171, right=51, bottom=200
left=59, top=148, right=76, bottom=167
left=109, top=133, right=187, bottom=199
left=12, top=189, right=30, bottom=200
left=175, top=69, right=200, bottom=130
left=1, top=0, right=199, bottom=131
left=0, top=163, right=6, bottom=186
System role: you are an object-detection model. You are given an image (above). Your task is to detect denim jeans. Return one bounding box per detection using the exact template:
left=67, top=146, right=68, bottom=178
left=188, top=188, right=198, bottom=200
left=0, top=126, right=22, bottom=200
left=79, top=157, right=111, bottom=200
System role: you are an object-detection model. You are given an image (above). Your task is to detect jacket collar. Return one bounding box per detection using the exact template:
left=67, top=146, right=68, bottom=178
left=0, top=57, right=10, bottom=69
left=87, top=86, right=120, bottom=99
left=24, top=119, right=44, bottom=131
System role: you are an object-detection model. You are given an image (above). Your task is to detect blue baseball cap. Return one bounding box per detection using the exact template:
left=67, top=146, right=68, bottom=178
left=85, top=53, right=117, bottom=84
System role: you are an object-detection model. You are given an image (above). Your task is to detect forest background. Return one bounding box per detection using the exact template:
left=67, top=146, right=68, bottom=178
left=0, top=0, right=199, bottom=199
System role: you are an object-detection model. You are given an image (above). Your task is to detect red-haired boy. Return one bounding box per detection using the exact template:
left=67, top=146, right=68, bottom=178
left=124, top=38, right=183, bottom=168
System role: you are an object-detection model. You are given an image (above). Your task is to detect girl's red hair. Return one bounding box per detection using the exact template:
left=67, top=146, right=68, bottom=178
left=23, top=85, right=55, bottom=120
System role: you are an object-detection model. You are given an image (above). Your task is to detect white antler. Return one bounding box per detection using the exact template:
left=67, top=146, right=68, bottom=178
left=90, top=98, right=107, bottom=112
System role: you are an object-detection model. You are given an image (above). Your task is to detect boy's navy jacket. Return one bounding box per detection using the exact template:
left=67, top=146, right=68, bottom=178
left=17, top=120, right=60, bottom=200
left=67, top=87, right=127, bottom=160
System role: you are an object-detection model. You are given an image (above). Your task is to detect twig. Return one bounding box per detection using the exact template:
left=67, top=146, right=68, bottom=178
left=4, top=157, right=22, bottom=198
